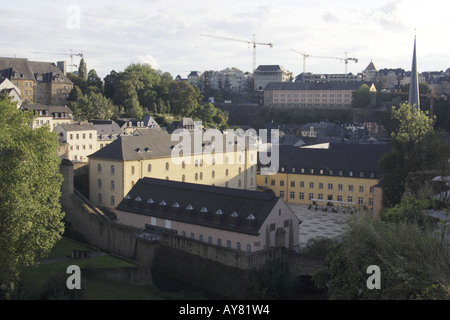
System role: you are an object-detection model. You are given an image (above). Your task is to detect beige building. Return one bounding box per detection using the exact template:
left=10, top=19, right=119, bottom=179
left=0, top=78, right=22, bottom=107
left=257, top=143, right=390, bottom=212
left=254, top=65, right=293, bottom=91
left=263, top=81, right=368, bottom=109
left=21, top=104, right=73, bottom=130
left=56, top=123, right=98, bottom=163
left=114, top=177, right=300, bottom=252
left=88, top=131, right=258, bottom=209
left=0, top=57, right=73, bottom=105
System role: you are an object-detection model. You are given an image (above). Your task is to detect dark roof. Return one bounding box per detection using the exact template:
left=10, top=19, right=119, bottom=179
left=255, top=65, right=288, bottom=72
left=89, top=132, right=257, bottom=161
left=262, top=143, right=390, bottom=178
left=264, top=81, right=365, bottom=91
left=115, top=177, right=281, bottom=235
left=0, top=57, right=72, bottom=84
left=90, top=120, right=122, bottom=136
left=21, top=104, right=73, bottom=114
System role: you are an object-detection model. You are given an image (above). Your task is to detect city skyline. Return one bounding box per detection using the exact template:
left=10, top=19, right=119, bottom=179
left=1, top=0, right=449, bottom=79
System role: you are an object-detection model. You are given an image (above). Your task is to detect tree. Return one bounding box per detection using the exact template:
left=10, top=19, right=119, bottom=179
left=313, top=215, right=450, bottom=299
left=0, top=95, right=64, bottom=299
left=168, top=81, right=202, bottom=116
left=378, top=102, right=448, bottom=207
left=352, top=84, right=372, bottom=108
left=78, top=58, right=87, bottom=81
left=69, top=91, right=118, bottom=121
left=87, top=69, right=103, bottom=93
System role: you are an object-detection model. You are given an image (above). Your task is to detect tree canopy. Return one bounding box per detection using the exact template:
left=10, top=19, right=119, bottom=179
left=0, top=95, right=65, bottom=299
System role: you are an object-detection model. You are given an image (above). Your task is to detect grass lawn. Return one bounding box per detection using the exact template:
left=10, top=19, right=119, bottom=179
left=20, top=237, right=162, bottom=300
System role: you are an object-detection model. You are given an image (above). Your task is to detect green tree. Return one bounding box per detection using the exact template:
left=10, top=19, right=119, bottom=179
left=351, top=84, right=371, bottom=108
left=78, top=58, right=87, bottom=81
left=168, top=81, right=202, bottom=116
left=313, top=216, right=450, bottom=300
left=69, top=91, right=118, bottom=121
left=378, top=103, right=448, bottom=207
left=0, top=95, right=64, bottom=299
left=87, top=69, right=103, bottom=93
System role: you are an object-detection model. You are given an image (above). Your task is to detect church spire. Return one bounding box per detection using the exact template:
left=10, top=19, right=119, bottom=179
left=408, top=35, right=420, bottom=111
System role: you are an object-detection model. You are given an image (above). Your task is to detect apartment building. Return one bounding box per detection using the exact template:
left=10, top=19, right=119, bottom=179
left=55, top=123, right=98, bottom=163
left=114, top=177, right=300, bottom=252
left=21, top=104, right=73, bottom=130
left=88, top=131, right=258, bottom=209
left=0, top=57, right=73, bottom=105
left=257, top=143, right=390, bottom=211
left=254, top=65, right=293, bottom=91
left=263, top=81, right=369, bottom=109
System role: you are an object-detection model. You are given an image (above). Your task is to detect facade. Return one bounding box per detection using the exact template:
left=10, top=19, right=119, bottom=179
left=263, top=81, right=366, bottom=109
left=114, top=177, right=300, bottom=252
left=90, top=119, right=123, bottom=149
left=55, top=123, right=98, bottom=163
left=209, top=68, right=250, bottom=92
left=21, top=104, right=73, bottom=130
left=257, top=143, right=390, bottom=211
left=88, top=132, right=258, bottom=209
left=296, top=72, right=362, bottom=83
left=0, top=57, right=73, bottom=105
left=254, top=65, right=293, bottom=91
left=0, top=78, right=22, bottom=107
left=187, top=71, right=201, bottom=88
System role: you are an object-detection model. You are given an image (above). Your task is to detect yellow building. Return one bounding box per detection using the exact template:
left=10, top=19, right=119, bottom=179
left=257, top=143, right=390, bottom=211
left=89, top=131, right=258, bottom=209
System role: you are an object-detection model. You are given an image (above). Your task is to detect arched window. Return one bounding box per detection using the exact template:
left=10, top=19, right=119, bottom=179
left=97, top=179, right=102, bottom=189
left=226, top=240, right=231, bottom=248
left=199, top=172, right=203, bottom=180
left=208, top=236, right=212, bottom=244
left=217, top=238, right=222, bottom=246
left=97, top=164, right=102, bottom=173
left=225, top=169, right=229, bottom=176
left=236, top=242, right=241, bottom=250
left=165, top=162, right=169, bottom=171
left=131, top=166, right=135, bottom=175
left=110, top=180, right=115, bottom=191
left=199, top=234, right=203, bottom=242
left=182, top=161, right=185, bottom=169
left=110, top=196, right=115, bottom=206
left=246, top=244, right=251, bottom=252
left=212, top=170, right=215, bottom=178
left=238, top=179, right=242, bottom=188
left=111, top=165, right=115, bottom=175
left=98, top=193, right=102, bottom=204
left=195, top=173, right=198, bottom=181
left=148, top=164, right=152, bottom=173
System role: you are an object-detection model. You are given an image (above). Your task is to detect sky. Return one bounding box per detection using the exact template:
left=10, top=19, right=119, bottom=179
left=1, top=0, right=449, bottom=79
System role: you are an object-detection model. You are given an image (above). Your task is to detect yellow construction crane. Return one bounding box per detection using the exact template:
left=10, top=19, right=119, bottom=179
left=290, top=49, right=358, bottom=74
left=200, top=34, right=273, bottom=73
left=28, top=50, right=84, bottom=73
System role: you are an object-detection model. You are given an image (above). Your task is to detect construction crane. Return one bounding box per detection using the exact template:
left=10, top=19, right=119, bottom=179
left=200, top=34, right=273, bottom=73
left=27, top=50, right=84, bottom=73
left=290, top=49, right=358, bottom=74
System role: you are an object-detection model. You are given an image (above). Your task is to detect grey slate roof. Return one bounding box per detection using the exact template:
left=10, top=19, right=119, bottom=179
left=255, top=65, right=288, bottom=72
left=261, top=143, right=390, bottom=178
left=116, top=177, right=281, bottom=235
left=264, top=81, right=365, bottom=91
left=58, top=123, right=96, bottom=132
left=89, top=132, right=257, bottom=161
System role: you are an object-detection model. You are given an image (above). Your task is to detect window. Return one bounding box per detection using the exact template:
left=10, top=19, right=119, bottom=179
left=338, top=184, right=343, bottom=191
left=358, top=197, right=364, bottom=205
left=110, top=180, right=115, bottom=191
left=319, top=183, right=323, bottom=189
left=217, top=238, right=222, bottom=246
left=300, top=181, right=305, bottom=188
left=97, top=179, right=102, bottom=189
left=182, top=161, right=185, bottom=169
left=199, top=234, right=203, bottom=242
left=299, top=192, right=304, bottom=200
left=110, top=196, right=115, bottom=206
left=318, top=194, right=323, bottom=200
left=238, top=179, right=241, bottom=187
left=131, top=166, right=135, bottom=175
left=291, top=181, right=295, bottom=188
left=348, top=196, right=353, bottom=203
left=226, top=240, right=231, bottom=248
left=165, top=162, right=169, bottom=171
left=182, top=175, right=185, bottom=182
left=82, top=133, right=86, bottom=139
left=290, top=191, right=295, bottom=199
left=76, top=134, right=79, bottom=139
left=360, top=172, right=364, bottom=178
left=279, top=190, right=284, bottom=198
left=280, top=180, right=284, bottom=186
left=98, top=193, right=102, bottom=204
left=308, top=193, right=314, bottom=200
left=236, top=242, right=241, bottom=250
left=349, top=171, right=353, bottom=177
left=148, top=164, right=152, bottom=173
left=195, top=173, right=198, bottom=181
left=337, top=195, right=342, bottom=202
left=238, top=167, right=242, bottom=174
left=370, top=186, right=374, bottom=194
left=270, top=223, right=276, bottom=231
left=348, top=185, right=353, bottom=192
left=246, top=244, right=251, bottom=252
left=271, top=179, right=275, bottom=186
left=369, top=198, right=374, bottom=206
left=190, top=233, right=195, bottom=239
left=97, top=164, right=102, bottom=173
left=359, top=186, right=364, bottom=193
left=208, top=236, right=212, bottom=244
left=309, top=182, right=314, bottom=189
left=226, top=169, right=229, bottom=177
left=328, top=183, right=333, bottom=190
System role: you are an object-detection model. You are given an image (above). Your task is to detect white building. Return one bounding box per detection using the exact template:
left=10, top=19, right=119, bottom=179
left=55, top=123, right=98, bottom=163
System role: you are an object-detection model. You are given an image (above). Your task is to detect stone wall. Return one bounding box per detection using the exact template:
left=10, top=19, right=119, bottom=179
left=83, top=267, right=153, bottom=287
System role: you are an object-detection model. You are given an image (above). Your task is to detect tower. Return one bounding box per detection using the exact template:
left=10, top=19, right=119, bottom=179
left=408, top=36, right=420, bottom=111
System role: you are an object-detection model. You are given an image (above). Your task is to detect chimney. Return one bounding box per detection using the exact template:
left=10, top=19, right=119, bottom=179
left=57, top=61, right=66, bottom=75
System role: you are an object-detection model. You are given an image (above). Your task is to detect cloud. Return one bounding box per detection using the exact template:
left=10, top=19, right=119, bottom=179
left=131, top=54, right=160, bottom=70
left=323, top=11, right=339, bottom=23
left=372, top=0, right=408, bottom=31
